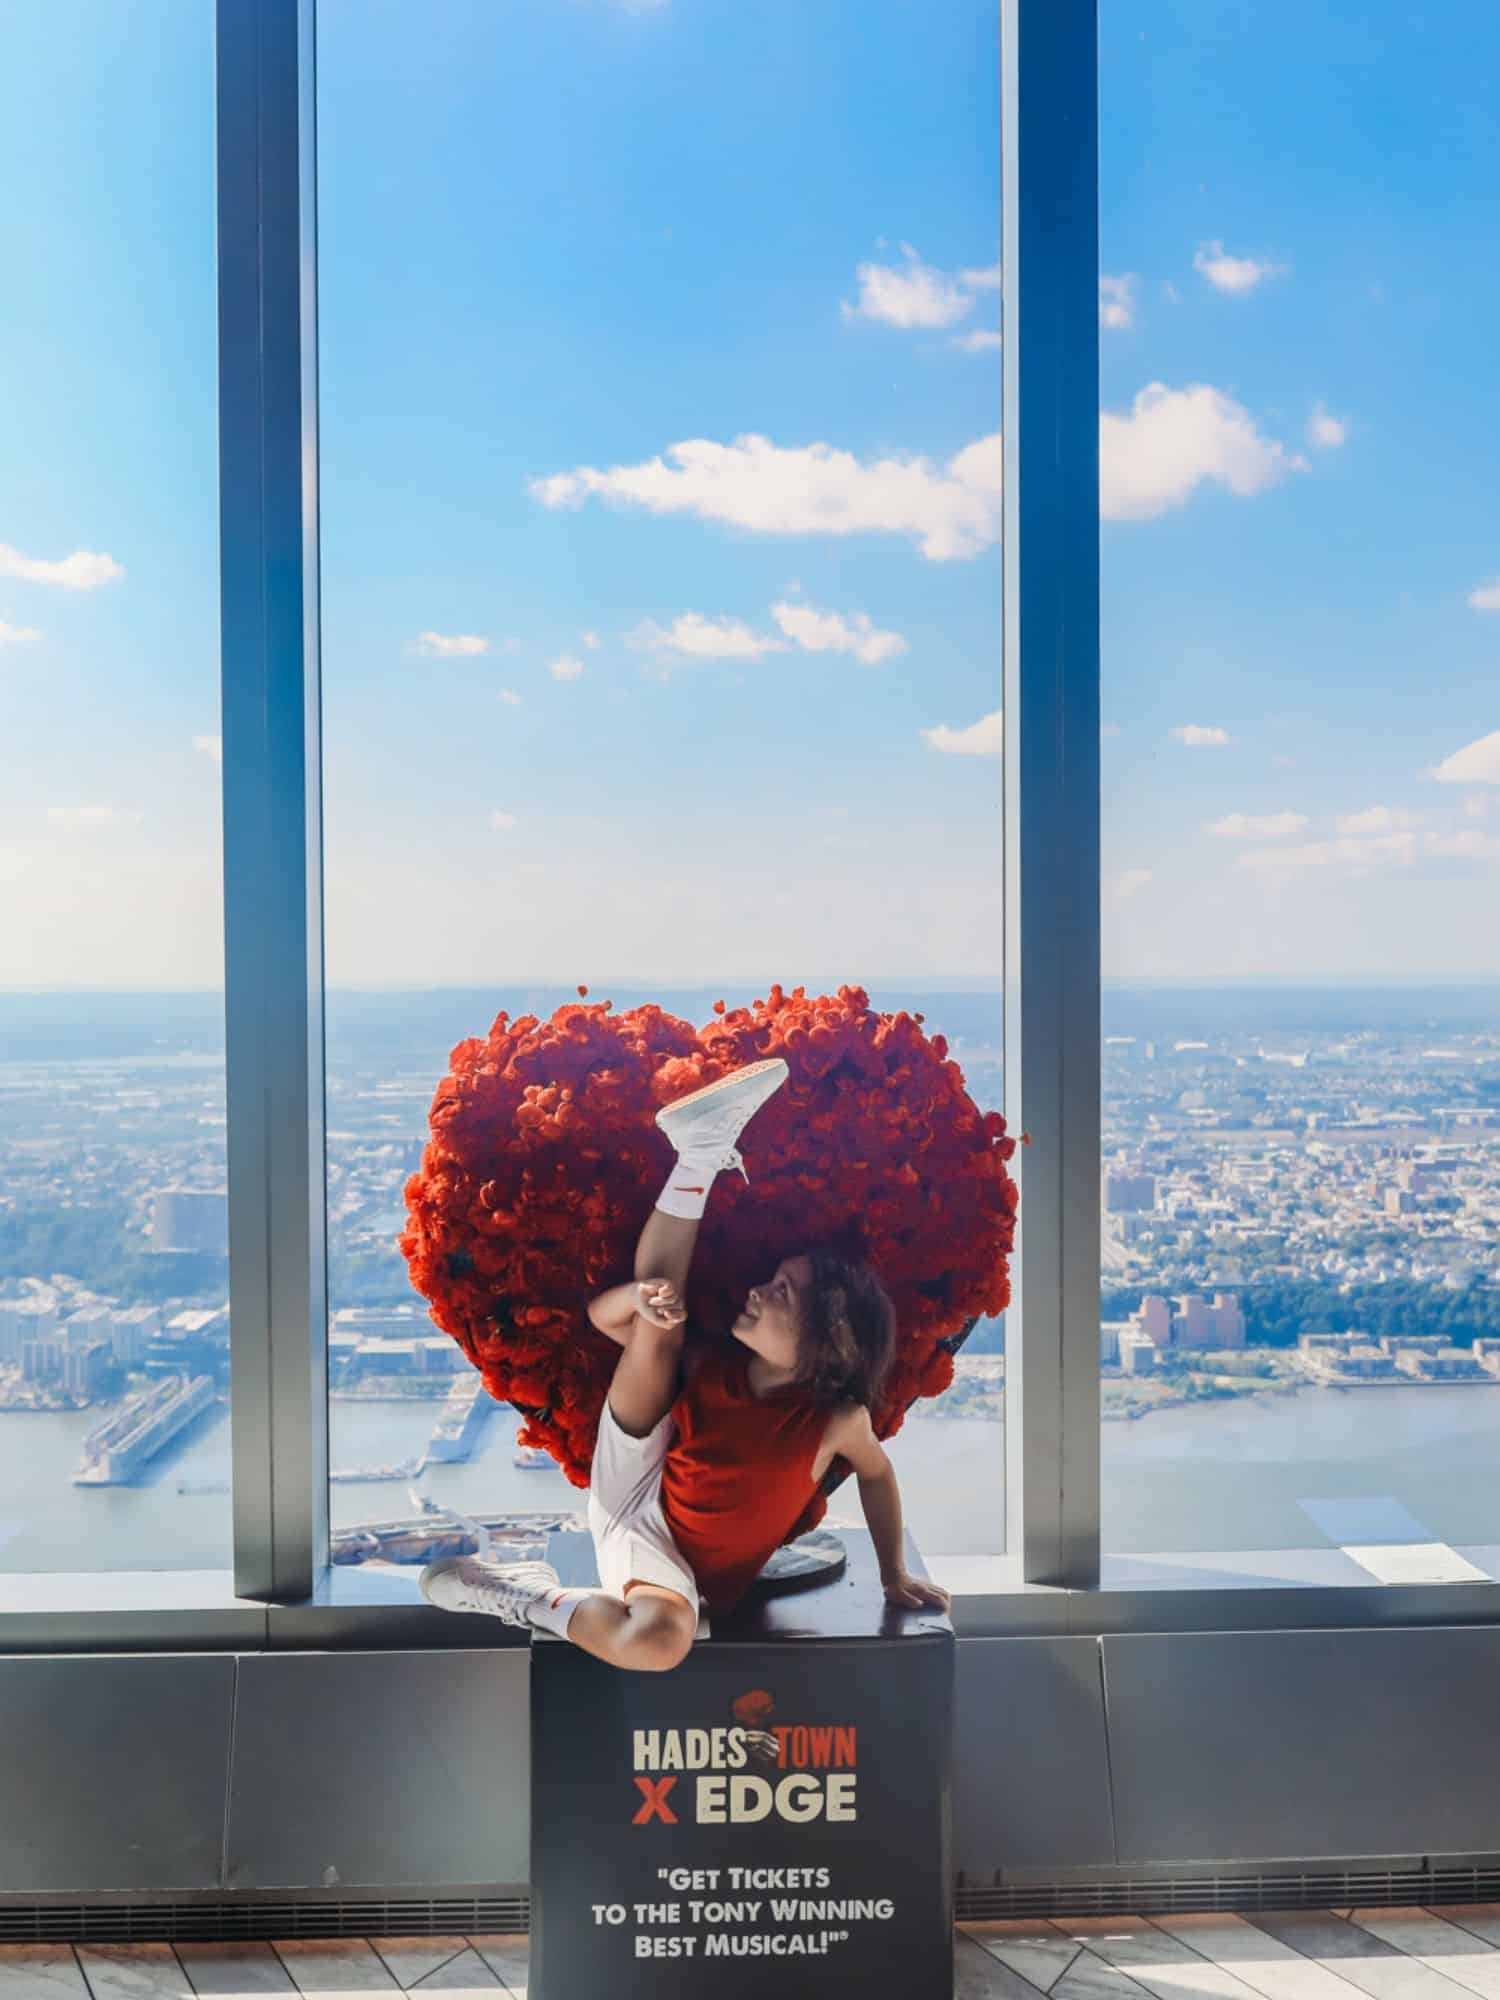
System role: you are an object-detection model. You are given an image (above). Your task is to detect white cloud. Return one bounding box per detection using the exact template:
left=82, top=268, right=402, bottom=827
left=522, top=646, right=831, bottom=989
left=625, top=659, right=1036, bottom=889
left=1239, top=832, right=1417, bottom=872
left=1306, top=402, right=1347, bottom=450
left=193, top=734, right=222, bottom=764
left=1467, top=578, right=1500, bottom=612
left=1425, top=828, right=1500, bottom=860
left=770, top=601, right=906, bottom=666
left=1463, top=793, right=1490, bottom=820
left=581, top=630, right=602, bottom=650
left=1429, top=729, right=1500, bottom=785
left=412, top=631, right=489, bottom=658
left=1336, top=804, right=1422, bottom=836
left=1193, top=239, right=1288, bottom=295
left=843, top=249, right=1001, bottom=345
left=0, top=543, right=124, bottom=590
left=1172, top=724, right=1231, bottom=747
left=1238, top=825, right=1500, bottom=872
left=1115, top=868, right=1153, bottom=899
left=628, top=613, right=782, bottom=663
left=0, top=619, right=42, bottom=645
left=1102, top=384, right=1306, bottom=521
left=1206, top=811, right=1309, bottom=839
left=489, top=811, right=518, bottom=831
left=841, top=244, right=973, bottom=329
left=497, top=689, right=523, bottom=707
left=921, top=709, right=1002, bottom=757
left=1099, top=274, right=1138, bottom=331
left=45, top=804, right=145, bottom=830
left=532, top=430, right=1002, bottom=562
left=548, top=653, right=585, bottom=682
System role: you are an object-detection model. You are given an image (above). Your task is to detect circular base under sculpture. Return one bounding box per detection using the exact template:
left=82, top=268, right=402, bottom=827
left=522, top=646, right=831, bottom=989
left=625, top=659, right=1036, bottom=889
left=752, top=1527, right=847, bottom=1593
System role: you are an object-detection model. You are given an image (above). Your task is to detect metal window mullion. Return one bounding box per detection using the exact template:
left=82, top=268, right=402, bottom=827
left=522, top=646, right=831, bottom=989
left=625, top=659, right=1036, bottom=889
left=217, top=0, right=328, bottom=1603
left=1002, top=0, right=1101, bottom=1586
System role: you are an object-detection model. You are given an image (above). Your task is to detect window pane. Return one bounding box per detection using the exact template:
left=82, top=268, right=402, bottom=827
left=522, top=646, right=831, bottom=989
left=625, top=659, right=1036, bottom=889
left=0, top=5, right=226, bottom=1571
left=1100, top=2, right=1500, bottom=1561
left=318, top=0, right=1005, bottom=1573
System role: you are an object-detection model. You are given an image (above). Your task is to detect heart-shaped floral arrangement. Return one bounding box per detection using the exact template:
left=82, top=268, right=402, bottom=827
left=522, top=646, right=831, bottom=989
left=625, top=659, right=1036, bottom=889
left=398, top=983, right=1019, bottom=1492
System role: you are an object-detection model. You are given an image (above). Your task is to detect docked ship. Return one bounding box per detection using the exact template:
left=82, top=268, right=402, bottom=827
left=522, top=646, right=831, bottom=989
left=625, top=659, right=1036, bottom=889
left=332, top=1506, right=587, bottom=1567
left=329, top=1455, right=427, bottom=1483
left=425, top=1372, right=499, bottom=1463
left=73, top=1374, right=218, bottom=1486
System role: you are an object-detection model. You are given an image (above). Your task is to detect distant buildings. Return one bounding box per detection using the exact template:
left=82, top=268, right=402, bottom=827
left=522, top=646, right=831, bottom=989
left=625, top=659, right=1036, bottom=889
left=1103, top=1288, right=1247, bottom=1368
left=149, top=1188, right=228, bottom=1257
left=1104, top=1170, right=1156, bottom=1215
left=328, top=1306, right=464, bottom=1383
left=1298, top=1330, right=1497, bottom=1384
left=1118, top=1327, right=1158, bottom=1375
left=4, top=1298, right=162, bottom=1388
left=1170, top=1291, right=1247, bottom=1350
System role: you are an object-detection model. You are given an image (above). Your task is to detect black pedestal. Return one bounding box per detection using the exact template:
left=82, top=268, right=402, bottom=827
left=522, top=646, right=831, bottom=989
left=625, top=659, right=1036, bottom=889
left=529, top=1527, right=954, bottom=1999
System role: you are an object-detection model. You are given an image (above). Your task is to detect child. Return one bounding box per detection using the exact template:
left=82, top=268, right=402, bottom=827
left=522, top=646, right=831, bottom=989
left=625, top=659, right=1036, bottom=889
left=420, top=1058, right=951, bottom=1670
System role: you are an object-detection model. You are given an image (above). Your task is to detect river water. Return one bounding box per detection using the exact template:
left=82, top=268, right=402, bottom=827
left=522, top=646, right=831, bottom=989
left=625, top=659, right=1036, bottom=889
left=6, top=1382, right=1500, bottom=1575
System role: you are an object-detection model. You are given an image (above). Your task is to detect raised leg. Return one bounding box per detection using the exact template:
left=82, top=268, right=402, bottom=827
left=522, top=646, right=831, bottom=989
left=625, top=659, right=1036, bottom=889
left=633, top=1205, right=699, bottom=1296
left=604, top=1316, right=685, bottom=1439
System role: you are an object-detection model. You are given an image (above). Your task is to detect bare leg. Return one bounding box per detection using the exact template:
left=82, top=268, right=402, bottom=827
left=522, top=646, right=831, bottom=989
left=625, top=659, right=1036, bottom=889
left=564, top=1581, right=696, bottom=1673
left=605, top=1317, right=685, bottom=1438
left=634, top=1206, right=700, bottom=1295
left=605, top=1202, right=701, bottom=1437
left=560, top=1197, right=706, bottom=1667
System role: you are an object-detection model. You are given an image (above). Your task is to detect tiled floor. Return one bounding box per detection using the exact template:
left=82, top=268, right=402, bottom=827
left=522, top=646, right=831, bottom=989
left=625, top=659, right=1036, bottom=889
left=9, top=1908, right=1500, bottom=2000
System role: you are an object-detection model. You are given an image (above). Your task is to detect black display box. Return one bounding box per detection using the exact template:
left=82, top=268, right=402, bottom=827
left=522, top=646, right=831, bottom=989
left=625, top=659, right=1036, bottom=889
left=528, top=1526, right=954, bottom=1999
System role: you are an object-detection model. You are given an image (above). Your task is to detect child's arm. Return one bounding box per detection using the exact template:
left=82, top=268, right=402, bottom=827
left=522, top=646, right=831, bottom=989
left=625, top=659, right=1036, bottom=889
left=587, top=1278, right=686, bottom=1347
left=824, top=1405, right=951, bottom=1613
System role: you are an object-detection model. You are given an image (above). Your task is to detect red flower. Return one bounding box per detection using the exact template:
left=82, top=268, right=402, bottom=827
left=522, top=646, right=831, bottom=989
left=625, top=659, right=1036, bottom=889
left=398, top=986, right=1018, bottom=1488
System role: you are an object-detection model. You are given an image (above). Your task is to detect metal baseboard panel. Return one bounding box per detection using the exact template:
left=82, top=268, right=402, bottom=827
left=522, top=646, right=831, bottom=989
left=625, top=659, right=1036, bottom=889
left=955, top=1862, right=1500, bottom=1919
left=0, top=1896, right=529, bottom=1944
left=8, top=1865, right=1500, bottom=1941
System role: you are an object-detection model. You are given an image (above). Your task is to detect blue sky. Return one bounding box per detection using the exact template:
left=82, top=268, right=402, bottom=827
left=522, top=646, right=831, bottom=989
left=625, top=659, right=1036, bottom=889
left=0, top=0, right=1496, bottom=990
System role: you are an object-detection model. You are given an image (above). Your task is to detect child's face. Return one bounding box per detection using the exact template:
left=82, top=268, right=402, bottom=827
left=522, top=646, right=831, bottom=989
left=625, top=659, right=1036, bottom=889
left=731, top=1253, right=813, bottom=1370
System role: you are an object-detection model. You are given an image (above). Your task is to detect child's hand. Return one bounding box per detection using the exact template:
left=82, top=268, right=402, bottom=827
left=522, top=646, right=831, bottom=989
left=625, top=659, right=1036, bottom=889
left=635, top=1279, right=686, bottom=1330
left=882, top=1570, right=951, bottom=1614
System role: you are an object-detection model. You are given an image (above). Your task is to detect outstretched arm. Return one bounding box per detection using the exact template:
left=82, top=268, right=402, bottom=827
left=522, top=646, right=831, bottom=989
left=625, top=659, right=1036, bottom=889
left=829, top=1405, right=951, bottom=1613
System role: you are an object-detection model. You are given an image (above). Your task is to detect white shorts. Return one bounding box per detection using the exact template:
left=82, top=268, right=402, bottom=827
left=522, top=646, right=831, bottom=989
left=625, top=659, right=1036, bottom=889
left=587, top=1400, right=705, bottom=1628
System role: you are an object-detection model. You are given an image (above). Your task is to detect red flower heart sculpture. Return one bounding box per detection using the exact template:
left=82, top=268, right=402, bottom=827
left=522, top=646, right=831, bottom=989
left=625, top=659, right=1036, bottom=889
left=398, top=983, right=1019, bottom=1497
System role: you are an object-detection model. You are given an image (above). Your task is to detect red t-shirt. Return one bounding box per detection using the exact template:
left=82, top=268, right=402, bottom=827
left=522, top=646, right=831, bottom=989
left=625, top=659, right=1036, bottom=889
left=659, top=1336, right=833, bottom=1614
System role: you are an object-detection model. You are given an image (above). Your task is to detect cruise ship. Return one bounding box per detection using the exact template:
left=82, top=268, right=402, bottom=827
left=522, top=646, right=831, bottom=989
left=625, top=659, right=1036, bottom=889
left=425, top=1371, right=499, bottom=1463
left=73, top=1374, right=218, bottom=1486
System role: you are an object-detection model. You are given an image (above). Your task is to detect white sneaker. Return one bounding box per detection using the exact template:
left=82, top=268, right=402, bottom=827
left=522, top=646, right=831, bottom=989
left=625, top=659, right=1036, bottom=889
left=655, top=1058, right=789, bottom=1182
left=419, top=1553, right=560, bottom=1625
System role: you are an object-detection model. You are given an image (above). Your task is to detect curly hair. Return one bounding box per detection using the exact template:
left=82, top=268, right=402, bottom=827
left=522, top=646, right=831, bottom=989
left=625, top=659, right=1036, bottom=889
left=788, top=1245, right=897, bottom=1409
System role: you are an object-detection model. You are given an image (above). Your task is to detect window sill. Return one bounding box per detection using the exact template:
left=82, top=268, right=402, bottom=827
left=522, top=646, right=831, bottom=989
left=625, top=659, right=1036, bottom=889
left=2, top=1546, right=1500, bottom=1651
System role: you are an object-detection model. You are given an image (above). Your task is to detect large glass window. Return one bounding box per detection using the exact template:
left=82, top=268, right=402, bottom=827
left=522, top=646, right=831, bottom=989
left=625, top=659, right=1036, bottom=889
left=317, top=0, right=1004, bottom=1568
left=0, top=4, right=227, bottom=1571
left=1100, top=2, right=1500, bottom=1563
